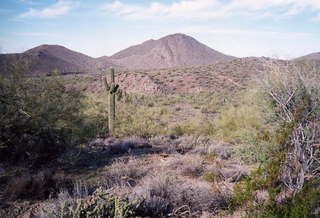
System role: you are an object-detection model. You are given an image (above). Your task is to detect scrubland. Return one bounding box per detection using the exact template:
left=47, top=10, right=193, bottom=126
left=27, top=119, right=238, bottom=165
left=0, top=60, right=319, bottom=217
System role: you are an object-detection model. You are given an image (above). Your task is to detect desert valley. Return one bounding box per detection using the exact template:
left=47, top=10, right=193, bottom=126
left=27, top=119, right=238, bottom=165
left=1, top=31, right=320, bottom=217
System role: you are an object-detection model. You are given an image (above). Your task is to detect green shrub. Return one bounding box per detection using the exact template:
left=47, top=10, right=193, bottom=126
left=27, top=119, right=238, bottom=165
left=203, top=172, right=218, bottom=184
left=169, top=117, right=215, bottom=137
left=214, top=104, right=266, bottom=143
left=44, top=187, right=142, bottom=218
left=231, top=61, right=320, bottom=216
left=276, top=180, right=320, bottom=218
left=83, top=93, right=167, bottom=137
left=211, top=88, right=278, bottom=164
left=82, top=93, right=109, bottom=136
left=233, top=137, right=274, bottom=164
left=201, top=93, right=228, bottom=114
left=0, top=71, right=96, bottom=166
left=115, top=103, right=166, bottom=137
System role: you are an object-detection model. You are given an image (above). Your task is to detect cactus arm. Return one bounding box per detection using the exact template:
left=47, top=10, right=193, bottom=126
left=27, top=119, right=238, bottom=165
left=103, top=75, right=110, bottom=92
left=111, top=84, right=119, bottom=94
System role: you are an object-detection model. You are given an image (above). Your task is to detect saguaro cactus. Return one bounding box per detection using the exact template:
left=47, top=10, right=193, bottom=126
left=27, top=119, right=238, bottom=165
left=103, top=68, right=121, bottom=135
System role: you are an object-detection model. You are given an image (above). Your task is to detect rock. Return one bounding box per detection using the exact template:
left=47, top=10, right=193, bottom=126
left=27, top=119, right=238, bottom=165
left=0, top=167, right=5, bottom=175
left=105, top=138, right=152, bottom=154
left=224, top=170, right=247, bottom=183
left=206, top=166, right=248, bottom=183
left=89, top=138, right=105, bottom=147
left=121, top=138, right=151, bottom=149
left=211, top=143, right=234, bottom=160
left=103, top=137, right=119, bottom=145
left=21, top=211, right=32, bottom=218
left=255, top=190, right=269, bottom=204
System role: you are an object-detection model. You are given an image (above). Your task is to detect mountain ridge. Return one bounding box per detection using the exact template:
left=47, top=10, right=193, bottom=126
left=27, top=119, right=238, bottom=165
left=0, top=33, right=238, bottom=75
left=102, top=33, right=236, bottom=69
left=295, top=52, right=320, bottom=61
left=0, top=44, right=117, bottom=75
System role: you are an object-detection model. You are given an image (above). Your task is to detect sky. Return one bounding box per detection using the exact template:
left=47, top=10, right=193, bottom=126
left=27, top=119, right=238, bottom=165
left=0, top=0, right=320, bottom=59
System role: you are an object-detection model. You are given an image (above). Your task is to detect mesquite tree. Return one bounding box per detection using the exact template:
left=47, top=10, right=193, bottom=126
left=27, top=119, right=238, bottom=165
left=261, top=60, right=320, bottom=193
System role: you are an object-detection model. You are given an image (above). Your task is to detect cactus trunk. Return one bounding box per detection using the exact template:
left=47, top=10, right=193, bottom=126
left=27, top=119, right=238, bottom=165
left=103, top=68, right=121, bottom=135
left=108, top=68, right=116, bottom=134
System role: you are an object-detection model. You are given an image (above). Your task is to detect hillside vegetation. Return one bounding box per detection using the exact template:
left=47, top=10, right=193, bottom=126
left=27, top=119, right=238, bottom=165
left=0, top=59, right=319, bottom=217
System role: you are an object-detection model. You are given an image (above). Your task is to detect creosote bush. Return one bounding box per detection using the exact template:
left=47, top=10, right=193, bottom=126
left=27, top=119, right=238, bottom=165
left=214, top=89, right=276, bottom=144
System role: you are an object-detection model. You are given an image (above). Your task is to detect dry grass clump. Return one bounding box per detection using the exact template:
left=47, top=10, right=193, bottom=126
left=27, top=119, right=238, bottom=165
left=190, top=138, right=217, bottom=155
left=129, top=172, right=231, bottom=216
left=165, top=154, right=204, bottom=177
left=130, top=173, right=175, bottom=216
left=104, top=157, right=150, bottom=188
left=150, top=135, right=214, bottom=155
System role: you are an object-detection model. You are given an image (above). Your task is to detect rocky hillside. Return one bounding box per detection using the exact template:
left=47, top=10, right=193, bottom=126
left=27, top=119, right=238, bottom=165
left=99, top=33, right=236, bottom=69
left=67, top=57, right=294, bottom=95
left=295, top=52, right=320, bottom=61
left=0, top=45, right=117, bottom=76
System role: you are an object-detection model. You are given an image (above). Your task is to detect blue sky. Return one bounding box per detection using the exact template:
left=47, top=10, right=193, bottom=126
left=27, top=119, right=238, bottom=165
left=0, top=0, right=320, bottom=59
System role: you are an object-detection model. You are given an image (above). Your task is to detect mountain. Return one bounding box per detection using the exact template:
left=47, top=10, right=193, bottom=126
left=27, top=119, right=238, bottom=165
left=0, top=45, right=116, bottom=76
left=295, top=52, right=320, bottom=61
left=0, top=33, right=236, bottom=75
left=101, top=33, right=236, bottom=69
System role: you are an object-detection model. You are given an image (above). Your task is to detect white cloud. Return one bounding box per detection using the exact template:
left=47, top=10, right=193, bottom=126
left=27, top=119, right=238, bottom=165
left=19, top=0, right=73, bottom=18
left=12, top=32, right=60, bottom=37
left=102, top=0, right=320, bottom=20
left=103, top=0, right=222, bottom=20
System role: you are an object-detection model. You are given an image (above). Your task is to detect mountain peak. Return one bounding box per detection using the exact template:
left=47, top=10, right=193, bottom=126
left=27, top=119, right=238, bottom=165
left=160, top=33, right=190, bottom=39
left=0, top=44, right=115, bottom=75
left=24, top=44, right=71, bottom=54
left=107, top=33, right=235, bottom=69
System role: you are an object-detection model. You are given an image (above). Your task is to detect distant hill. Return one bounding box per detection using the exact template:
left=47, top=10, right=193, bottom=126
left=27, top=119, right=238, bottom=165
left=77, top=57, right=290, bottom=95
left=100, top=33, right=236, bottom=69
left=0, top=45, right=116, bottom=76
left=295, top=52, right=320, bottom=61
